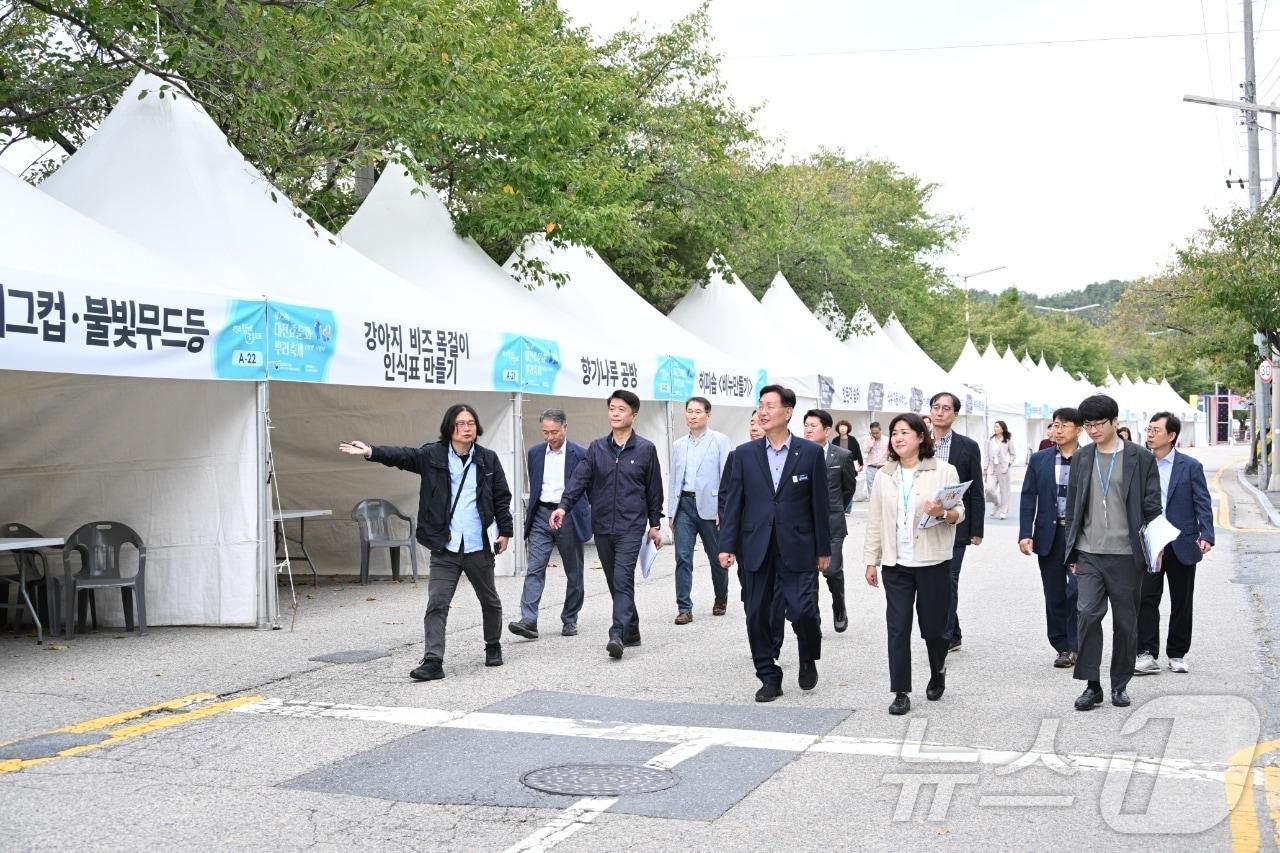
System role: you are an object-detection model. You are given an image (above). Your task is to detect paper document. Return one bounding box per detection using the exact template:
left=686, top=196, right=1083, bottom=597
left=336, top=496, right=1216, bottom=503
left=1141, top=514, right=1182, bottom=573
left=639, top=534, right=659, bottom=580
left=919, top=480, right=973, bottom=529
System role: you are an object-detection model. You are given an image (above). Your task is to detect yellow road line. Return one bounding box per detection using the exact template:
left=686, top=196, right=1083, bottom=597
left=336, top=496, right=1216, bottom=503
left=1265, top=766, right=1280, bottom=850
left=54, top=692, right=215, bottom=734
left=1214, top=463, right=1280, bottom=534
left=1227, top=740, right=1280, bottom=853
left=0, top=694, right=262, bottom=775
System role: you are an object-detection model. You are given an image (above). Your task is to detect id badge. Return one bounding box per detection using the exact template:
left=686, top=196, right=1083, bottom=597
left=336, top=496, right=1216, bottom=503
left=897, top=516, right=913, bottom=546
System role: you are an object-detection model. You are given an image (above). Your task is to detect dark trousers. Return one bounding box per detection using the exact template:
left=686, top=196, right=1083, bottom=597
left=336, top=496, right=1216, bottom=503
left=424, top=548, right=501, bottom=660
left=944, top=543, right=968, bottom=642
left=519, top=505, right=585, bottom=627
left=595, top=530, right=644, bottom=641
left=1038, top=526, right=1079, bottom=653
left=1138, top=547, right=1197, bottom=660
left=1073, top=551, right=1143, bottom=690
left=743, top=536, right=821, bottom=687
left=882, top=562, right=951, bottom=694
left=673, top=496, right=727, bottom=611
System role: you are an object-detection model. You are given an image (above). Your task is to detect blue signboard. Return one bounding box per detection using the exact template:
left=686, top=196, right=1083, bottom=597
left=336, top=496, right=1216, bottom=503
left=213, top=299, right=268, bottom=380
left=265, top=301, right=337, bottom=382
left=493, top=334, right=561, bottom=394
left=655, top=356, right=696, bottom=401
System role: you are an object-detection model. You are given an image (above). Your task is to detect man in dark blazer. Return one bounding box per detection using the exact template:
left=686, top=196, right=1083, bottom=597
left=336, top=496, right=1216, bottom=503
left=1135, top=412, right=1215, bottom=675
left=928, top=391, right=985, bottom=652
left=1065, top=394, right=1163, bottom=711
left=509, top=409, right=592, bottom=640
left=719, top=385, right=831, bottom=703
left=1018, top=407, right=1083, bottom=668
left=802, top=409, right=857, bottom=632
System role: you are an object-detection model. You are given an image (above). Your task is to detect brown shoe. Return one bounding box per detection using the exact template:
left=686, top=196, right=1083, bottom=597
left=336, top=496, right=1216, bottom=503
left=712, top=598, right=727, bottom=616
left=674, top=611, right=693, bottom=625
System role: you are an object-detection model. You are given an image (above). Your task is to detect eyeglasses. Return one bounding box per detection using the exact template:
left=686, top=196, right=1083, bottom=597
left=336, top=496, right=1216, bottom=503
left=930, top=404, right=954, bottom=413
left=1082, top=419, right=1112, bottom=431
left=454, top=420, right=477, bottom=428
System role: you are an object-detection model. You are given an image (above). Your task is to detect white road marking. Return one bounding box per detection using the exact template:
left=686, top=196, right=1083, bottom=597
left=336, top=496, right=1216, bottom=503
left=235, top=697, right=1265, bottom=787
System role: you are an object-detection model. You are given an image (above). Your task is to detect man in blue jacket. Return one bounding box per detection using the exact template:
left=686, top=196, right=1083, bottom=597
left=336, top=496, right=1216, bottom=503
left=1018, top=407, right=1083, bottom=669
left=551, top=389, right=664, bottom=660
left=509, top=408, right=591, bottom=640
left=1135, top=412, right=1215, bottom=675
left=718, top=385, right=831, bottom=702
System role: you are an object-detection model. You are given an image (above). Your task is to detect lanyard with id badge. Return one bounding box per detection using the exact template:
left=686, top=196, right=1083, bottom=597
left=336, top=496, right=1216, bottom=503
left=897, top=466, right=916, bottom=547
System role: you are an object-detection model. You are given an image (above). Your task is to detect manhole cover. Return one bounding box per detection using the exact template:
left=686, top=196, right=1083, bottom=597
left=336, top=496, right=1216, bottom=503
left=521, top=763, right=679, bottom=796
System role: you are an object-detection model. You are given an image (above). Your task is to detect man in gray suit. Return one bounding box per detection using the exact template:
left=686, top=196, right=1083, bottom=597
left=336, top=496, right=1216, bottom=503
left=669, top=396, right=732, bottom=622
left=1065, top=394, right=1162, bottom=711
left=803, top=409, right=857, bottom=632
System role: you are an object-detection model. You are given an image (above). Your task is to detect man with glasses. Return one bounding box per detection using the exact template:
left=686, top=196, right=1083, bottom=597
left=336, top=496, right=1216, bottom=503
left=1135, top=412, right=1214, bottom=675
left=928, top=392, right=984, bottom=653
left=1064, top=394, right=1162, bottom=711
left=1018, top=408, right=1083, bottom=669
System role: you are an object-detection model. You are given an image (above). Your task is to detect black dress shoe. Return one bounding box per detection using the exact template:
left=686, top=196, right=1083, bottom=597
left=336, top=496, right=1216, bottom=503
left=755, top=683, right=783, bottom=702
left=622, top=634, right=641, bottom=647
left=410, top=655, right=445, bottom=681
left=1111, top=688, right=1131, bottom=707
left=1053, top=649, right=1074, bottom=668
left=1074, top=686, right=1104, bottom=711
left=485, top=643, right=503, bottom=667
left=508, top=620, right=538, bottom=640
left=799, top=658, right=818, bottom=691
left=606, top=637, right=624, bottom=659
left=889, top=692, right=911, bottom=715
left=926, top=671, right=945, bottom=701
left=561, top=623, right=578, bottom=637
left=833, top=606, right=848, bottom=633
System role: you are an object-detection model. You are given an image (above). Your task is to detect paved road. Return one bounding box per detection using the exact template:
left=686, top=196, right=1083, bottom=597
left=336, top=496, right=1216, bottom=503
left=2, top=445, right=1277, bottom=851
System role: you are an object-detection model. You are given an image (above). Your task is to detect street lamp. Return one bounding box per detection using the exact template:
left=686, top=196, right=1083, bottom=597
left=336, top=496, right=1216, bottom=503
left=959, top=265, right=1007, bottom=337
left=1031, top=303, right=1101, bottom=314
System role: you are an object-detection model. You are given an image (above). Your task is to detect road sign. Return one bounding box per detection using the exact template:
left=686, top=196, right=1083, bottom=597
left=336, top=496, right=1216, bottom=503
left=1260, top=359, right=1274, bottom=385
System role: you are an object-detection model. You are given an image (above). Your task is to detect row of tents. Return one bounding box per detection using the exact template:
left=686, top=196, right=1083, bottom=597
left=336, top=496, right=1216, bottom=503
left=0, top=74, right=1201, bottom=628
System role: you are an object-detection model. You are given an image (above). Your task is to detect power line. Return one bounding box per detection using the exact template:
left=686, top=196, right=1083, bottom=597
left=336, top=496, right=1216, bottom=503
left=723, top=28, right=1280, bottom=60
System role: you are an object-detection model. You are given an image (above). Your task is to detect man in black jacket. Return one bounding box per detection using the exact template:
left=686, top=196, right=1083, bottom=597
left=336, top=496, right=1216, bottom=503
left=339, top=403, right=513, bottom=681
left=551, top=389, right=664, bottom=660
left=928, top=391, right=985, bottom=653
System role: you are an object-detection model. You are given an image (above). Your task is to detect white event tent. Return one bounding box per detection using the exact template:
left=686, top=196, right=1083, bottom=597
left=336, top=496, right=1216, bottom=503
left=0, top=168, right=269, bottom=628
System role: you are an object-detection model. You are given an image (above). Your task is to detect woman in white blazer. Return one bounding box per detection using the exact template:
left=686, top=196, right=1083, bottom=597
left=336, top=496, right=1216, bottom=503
left=985, top=420, right=1014, bottom=519
left=864, top=412, right=965, bottom=716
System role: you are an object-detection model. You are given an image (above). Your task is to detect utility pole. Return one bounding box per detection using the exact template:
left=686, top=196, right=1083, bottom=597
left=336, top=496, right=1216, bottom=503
left=1185, top=0, right=1273, bottom=487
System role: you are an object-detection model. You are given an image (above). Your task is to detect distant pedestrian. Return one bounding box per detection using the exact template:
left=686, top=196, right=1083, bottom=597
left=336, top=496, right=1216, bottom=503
left=985, top=420, right=1014, bottom=519
left=338, top=403, right=513, bottom=681
left=863, top=421, right=890, bottom=494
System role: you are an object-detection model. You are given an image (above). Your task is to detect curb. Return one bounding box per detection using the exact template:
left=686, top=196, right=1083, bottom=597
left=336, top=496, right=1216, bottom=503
left=1234, top=467, right=1280, bottom=528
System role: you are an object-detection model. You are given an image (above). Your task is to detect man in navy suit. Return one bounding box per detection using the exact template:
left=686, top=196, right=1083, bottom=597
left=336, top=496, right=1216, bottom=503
left=1135, top=411, right=1215, bottom=675
left=1018, top=407, right=1083, bottom=669
left=718, top=385, right=831, bottom=702
left=509, top=409, right=592, bottom=640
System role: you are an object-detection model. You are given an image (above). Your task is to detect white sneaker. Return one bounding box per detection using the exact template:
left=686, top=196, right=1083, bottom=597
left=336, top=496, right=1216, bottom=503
left=1134, top=652, right=1161, bottom=675
left=1168, top=657, right=1189, bottom=673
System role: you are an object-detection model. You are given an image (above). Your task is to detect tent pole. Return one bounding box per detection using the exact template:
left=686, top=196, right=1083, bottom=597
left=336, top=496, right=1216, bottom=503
left=511, top=391, right=526, bottom=576
left=255, top=378, right=279, bottom=629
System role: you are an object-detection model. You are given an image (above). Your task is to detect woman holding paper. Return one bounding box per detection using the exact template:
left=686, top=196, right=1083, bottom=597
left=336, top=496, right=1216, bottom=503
left=864, top=412, right=965, bottom=716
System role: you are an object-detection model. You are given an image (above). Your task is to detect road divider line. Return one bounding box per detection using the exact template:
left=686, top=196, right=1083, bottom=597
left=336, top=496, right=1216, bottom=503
left=54, top=692, right=216, bottom=734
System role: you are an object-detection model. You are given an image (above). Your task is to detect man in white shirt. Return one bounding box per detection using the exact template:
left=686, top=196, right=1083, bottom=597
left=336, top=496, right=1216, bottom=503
left=509, top=409, right=592, bottom=640
left=669, top=396, right=731, bottom=622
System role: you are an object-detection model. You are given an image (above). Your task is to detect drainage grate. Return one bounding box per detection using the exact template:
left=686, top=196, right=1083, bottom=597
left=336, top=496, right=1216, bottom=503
left=520, top=763, right=679, bottom=797
left=308, top=649, right=390, bottom=664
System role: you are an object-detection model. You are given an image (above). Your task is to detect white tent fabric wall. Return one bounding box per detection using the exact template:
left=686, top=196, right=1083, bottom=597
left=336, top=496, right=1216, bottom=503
left=877, top=314, right=986, bottom=440
left=669, top=262, right=819, bottom=403
left=0, top=169, right=265, bottom=628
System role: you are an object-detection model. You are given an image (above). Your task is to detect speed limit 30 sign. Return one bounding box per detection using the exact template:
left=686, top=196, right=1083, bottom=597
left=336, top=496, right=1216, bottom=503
left=1260, top=359, right=1274, bottom=385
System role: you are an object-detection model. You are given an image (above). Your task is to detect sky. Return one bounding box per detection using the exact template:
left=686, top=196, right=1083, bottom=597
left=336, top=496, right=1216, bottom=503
left=561, top=0, right=1277, bottom=296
